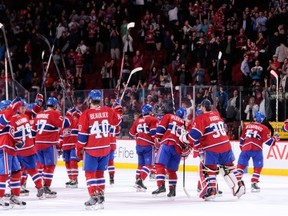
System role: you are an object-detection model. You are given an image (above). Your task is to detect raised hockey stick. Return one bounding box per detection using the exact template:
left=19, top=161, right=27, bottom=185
left=117, top=22, right=135, bottom=99
left=270, top=70, right=279, bottom=133
left=183, top=157, right=191, bottom=198
left=120, top=67, right=142, bottom=101
left=217, top=51, right=222, bottom=85
left=168, top=74, right=176, bottom=114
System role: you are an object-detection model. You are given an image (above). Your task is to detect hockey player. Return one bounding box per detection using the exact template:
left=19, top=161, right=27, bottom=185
left=129, top=104, right=158, bottom=191
left=77, top=90, right=122, bottom=210
left=108, top=101, right=122, bottom=185
left=0, top=98, right=26, bottom=208
left=11, top=96, right=46, bottom=200
left=180, top=99, right=245, bottom=200
left=60, top=108, right=82, bottom=188
left=236, top=112, right=280, bottom=192
left=152, top=107, right=191, bottom=198
left=34, top=97, right=73, bottom=198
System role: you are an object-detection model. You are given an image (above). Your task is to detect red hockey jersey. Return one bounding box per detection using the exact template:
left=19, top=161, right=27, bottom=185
left=60, top=117, right=79, bottom=151
left=110, top=125, right=120, bottom=151
left=129, top=115, right=158, bottom=146
left=77, top=106, right=121, bottom=157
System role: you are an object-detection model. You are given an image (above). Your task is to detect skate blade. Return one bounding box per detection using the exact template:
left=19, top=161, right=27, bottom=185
left=45, top=194, right=57, bottom=198
left=236, top=186, right=246, bottom=198
left=136, top=187, right=147, bottom=192
left=152, top=192, right=166, bottom=197
left=20, top=193, right=29, bottom=197
left=167, top=196, right=175, bottom=200
left=85, top=203, right=103, bottom=211
left=204, top=195, right=216, bottom=201
left=37, top=195, right=46, bottom=200
left=10, top=203, right=26, bottom=209
left=66, top=185, right=78, bottom=188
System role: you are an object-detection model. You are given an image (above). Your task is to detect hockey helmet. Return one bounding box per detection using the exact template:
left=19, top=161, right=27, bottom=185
left=175, top=107, right=187, bottom=118
left=46, top=97, right=58, bottom=107
left=0, top=100, right=11, bottom=111
left=141, top=104, right=153, bottom=115
left=88, top=89, right=102, bottom=101
left=254, top=111, right=265, bottom=123
left=200, top=99, right=212, bottom=111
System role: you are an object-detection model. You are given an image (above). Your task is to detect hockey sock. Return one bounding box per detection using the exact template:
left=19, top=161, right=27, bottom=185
left=167, top=169, right=177, bottom=190
left=27, top=168, right=43, bottom=189
left=0, top=174, right=9, bottom=197
left=236, top=164, right=246, bottom=181
left=43, top=165, right=56, bottom=187
left=65, top=162, right=72, bottom=180
left=251, top=167, right=262, bottom=183
left=155, top=164, right=166, bottom=187
left=140, top=165, right=151, bottom=181
left=85, top=171, right=97, bottom=196
left=70, top=160, right=79, bottom=181
left=10, top=171, right=21, bottom=196
left=20, top=169, right=28, bottom=186
left=96, top=171, right=105, bottom=191
left=108, top=160, right=115, bottom=176
left=136, top=166, right=142, bottom=180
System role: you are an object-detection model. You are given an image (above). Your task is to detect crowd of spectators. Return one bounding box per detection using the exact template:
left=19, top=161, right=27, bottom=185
left=0, top=0, right=288, bottom=138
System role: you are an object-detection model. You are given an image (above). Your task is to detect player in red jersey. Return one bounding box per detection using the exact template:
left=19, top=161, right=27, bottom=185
left=34, top=97, right=72, bottom=198
left=180, top=99, right=245, bottom=200
left=11, top=96, right=46, bottom=200
left=236, top=112, right=279, bottom=192
left=152, top=107, right=191, bottom=198
left=0, top=98, right=26, bottom=208
left=129, top=104, right=158, bottom=191
left=77, top=90, right=122, bottom=210
left=60, top=108, right=82, bottom=188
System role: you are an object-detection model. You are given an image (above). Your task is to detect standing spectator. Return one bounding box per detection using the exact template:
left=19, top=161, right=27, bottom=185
left=220, top=58, right=233, bottom=86
left=240, top=54, right=250, bottom=87
left=192, top=62, right=205, bottom=85
left=274, top=41, right=288, bottom=64
left=236, top=112, right=279, bottom=192
left=244, top=96, right=259, bottom=121
left=122, top=29, right=134, bottom=57
left=75, top=48, right=83, bottom=78
left=76, top=90, right=122, bottom=210
left=215, top=86, right=229, bottom=119
left=250, top=60, right=263, bottom=82
left=110, top=29, right=121, bottom=60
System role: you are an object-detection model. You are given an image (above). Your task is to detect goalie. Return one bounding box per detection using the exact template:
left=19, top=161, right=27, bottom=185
left=179, top=99, right=245, bottom=200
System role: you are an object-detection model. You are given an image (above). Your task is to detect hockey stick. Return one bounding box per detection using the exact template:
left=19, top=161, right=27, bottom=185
left=38, top=33, right=74, bottom=107
left=168, top=74, right=176, bottom=114
left=117, top=22, right=135, bottom=99
left=270, top=70, right=279, bottom=133
left=120, top=67, right=142, bottom=101
left=217, top=51, right=222, bottom=85
left=183, top=157, right=191, bottom=198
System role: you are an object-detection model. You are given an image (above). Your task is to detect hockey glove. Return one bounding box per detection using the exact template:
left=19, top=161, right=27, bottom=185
left=76, top=147, right=84, bottom=160
left=66, top=107, right=77, bottom=117
left=179, top=131, right=189, bottom=145
left=35, top=93, right=44, bottom=107
left=181, top=146, right=192, bottom=158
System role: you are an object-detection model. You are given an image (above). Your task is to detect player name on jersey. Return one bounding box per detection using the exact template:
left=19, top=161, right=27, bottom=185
left=90, top=112, right=108, bottom=119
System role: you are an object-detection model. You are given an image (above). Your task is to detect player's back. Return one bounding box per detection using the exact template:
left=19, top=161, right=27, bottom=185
left=191, top=111, right=231, bottom=152
left=34, top=109, right=63, bottom=149
left=78, top=106, right=121, bottom=157
left=241, top=122, right=271, bottom=151
left=129, top=115, right=158, bottom=146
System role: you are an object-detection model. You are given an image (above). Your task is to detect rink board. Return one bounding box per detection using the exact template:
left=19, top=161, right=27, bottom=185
left=58, top=139, right=288, bottom=176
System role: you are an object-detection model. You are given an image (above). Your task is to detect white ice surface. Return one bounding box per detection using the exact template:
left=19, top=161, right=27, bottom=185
left=3, top=166, right=288, bottom=215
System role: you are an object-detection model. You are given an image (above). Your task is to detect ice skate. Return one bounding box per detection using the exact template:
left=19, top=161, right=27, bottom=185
left=167, top=185, right=176, bottom=199
left=20, top=185, right=30, bottom=196
left=109, top=174, right=114, bottom=185
left=134, top=178, right=147, bottom=192
left=235, top=180, right=246, bottom=198
left=97, top=191, right=105, bottom=210
left=0, top=198, right=10, bottom=209
left=152, top=184, right=166, bottom=197
left=251, top=182, right=260, bottom=193
left=36, top=187, right=46, bottom=200
left=204, top=188, right=217, bottom=201
left=65, top=180, right=73, bottom=187
left=84, top=195, right=98, bottom=210
left=66, top=180, right=78, bottom=188
left=9, top=195, right=26, bottom=209
left=44, top=186, right=57, bottom=198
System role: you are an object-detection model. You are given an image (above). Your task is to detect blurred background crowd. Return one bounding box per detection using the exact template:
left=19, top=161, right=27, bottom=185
left=0, top=0, right=288, bottom=139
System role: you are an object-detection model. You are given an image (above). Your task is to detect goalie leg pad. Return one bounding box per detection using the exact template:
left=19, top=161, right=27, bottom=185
left=219, top=166, right=246, bottom=198
left=198, top=163, right=218, bottom=200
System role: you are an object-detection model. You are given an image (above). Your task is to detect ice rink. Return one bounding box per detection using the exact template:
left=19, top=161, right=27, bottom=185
left=3, top=166, right=288, bottom=216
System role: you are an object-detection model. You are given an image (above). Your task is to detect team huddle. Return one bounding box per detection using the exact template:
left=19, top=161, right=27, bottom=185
left=0, top=90, right=282, bottom=210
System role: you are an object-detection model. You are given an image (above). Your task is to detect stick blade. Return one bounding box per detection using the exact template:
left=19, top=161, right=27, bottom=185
left=127, top=22, right=135, bottom=29
left=131, top=67, right=143, bottom=74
